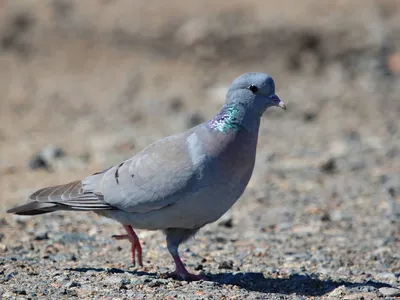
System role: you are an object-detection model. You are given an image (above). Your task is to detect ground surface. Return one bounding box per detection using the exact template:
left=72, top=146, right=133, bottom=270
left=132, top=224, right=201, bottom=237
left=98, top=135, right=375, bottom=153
left=0, top=0, right=399, bottom=299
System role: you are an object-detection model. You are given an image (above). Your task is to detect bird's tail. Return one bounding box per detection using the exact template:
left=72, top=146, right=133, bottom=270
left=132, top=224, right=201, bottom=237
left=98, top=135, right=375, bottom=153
left=7, top=179, right=112, bottom=216
left=6, top=201, right=63, bottom=215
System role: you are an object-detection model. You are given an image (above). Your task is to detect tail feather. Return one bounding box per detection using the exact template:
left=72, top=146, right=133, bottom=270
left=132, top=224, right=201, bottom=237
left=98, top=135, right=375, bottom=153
left=6, top=202, right=60, bottom=215
left=7, top=179, right=114, bottom=216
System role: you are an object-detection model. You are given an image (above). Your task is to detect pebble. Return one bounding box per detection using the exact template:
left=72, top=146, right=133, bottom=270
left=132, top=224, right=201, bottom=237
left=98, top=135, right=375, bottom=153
left=376, top=272, right=397, bottom=281
left=218, top=260, right=234, bottom=270
left=65, top=281, right=81, bottom=288
left=28, top=154, right=50, bottom=170
left=378, top=287, right=400, bottom=297
left=343, top=292, right=379, bottom=299
left=320, top=158, right=336, bottom=174
left=303, top=111, right=317, bottom=122
left=34, top=231, right=49, bottom=241
left=28, top=145, right=66, bottom=171
left=169, top=97, right=184, bottom=112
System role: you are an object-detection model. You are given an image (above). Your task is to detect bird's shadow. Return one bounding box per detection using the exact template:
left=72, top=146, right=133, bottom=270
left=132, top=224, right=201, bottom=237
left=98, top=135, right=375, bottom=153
left=66, top=267, right=393, bottom=296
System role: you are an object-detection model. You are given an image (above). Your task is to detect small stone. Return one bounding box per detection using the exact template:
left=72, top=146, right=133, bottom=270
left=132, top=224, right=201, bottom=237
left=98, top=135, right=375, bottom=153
left=215, top=236, right=226, bottom=243
left=65, top=281, right=81, bottom=288
left=41, top=145, right=66, bottom=160
left=343, top=292, right=379, bottom=300
left=148, top=280, right=164, bottom=287
left=13, top=289, right=27, bottom=295
left=218, top=209, right=234, bottom=228
left=194, top=264, right=203, bottom=271
left=320, top=212, right=331, bottom=222
left=218, top=217, right=233, bottom=228
left=28, top=154, right=49, bottom=170
left=169, top=97, right=184, bottom=112
left=218, top=260, right=233, bottom=270
left=379, top=287, right=400, bottom=297
left=0, top=243, right=7, bottom=252
left=346, top=285, right=376, bottom=293
left=28, top=145, right=67, bottom=171
left=376, top=272, right=397, bottom=281
left=34, top=231, right=49, bottom=241
left=388, top=187, right=396, bottom=198
left=320, top=158, right=336, bottom=174
left=303, top=112, right=317, bottom=122
left=5, top=271, right=18, bottom=281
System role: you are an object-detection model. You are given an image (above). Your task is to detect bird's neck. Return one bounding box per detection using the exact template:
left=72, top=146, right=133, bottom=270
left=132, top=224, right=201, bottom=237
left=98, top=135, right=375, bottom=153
left=208, top=103, right=261, bottom=133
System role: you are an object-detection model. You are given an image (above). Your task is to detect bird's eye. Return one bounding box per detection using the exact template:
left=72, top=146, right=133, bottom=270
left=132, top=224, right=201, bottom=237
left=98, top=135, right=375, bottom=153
left=247, top=85, right=259, bottom=94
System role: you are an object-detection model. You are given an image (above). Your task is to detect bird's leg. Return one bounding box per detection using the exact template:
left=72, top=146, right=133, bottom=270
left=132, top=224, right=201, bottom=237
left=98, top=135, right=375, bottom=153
left=166, top=230, right=205, bottom=281
left=112, top=225, right=143, bottom=267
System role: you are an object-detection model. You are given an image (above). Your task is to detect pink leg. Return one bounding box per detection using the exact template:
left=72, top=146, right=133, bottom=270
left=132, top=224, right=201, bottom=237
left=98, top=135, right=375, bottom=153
left=166, top=234, right=206, bottom=281
left=112, top=225, right=143, bottom=267
left=168, top=254, right=206, bottom=281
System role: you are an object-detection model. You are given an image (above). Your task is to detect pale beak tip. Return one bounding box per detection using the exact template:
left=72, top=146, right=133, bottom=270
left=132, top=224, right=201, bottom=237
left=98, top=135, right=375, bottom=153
left=279, top=101, right=286, bottom=110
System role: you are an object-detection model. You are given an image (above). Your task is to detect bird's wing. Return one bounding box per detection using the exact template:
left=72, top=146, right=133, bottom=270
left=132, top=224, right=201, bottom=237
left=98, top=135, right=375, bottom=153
left=7, top=128, right=214, bottom=216
left=83, top=129, right=209, bottom=213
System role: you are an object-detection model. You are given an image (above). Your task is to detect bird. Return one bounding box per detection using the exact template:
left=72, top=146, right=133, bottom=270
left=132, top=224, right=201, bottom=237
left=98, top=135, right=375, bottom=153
left=7, top=72, right=286, bottom=281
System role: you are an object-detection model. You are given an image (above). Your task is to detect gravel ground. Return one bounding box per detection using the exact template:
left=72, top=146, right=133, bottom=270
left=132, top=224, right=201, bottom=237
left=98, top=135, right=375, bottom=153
left=1, top=1, right=400, bottom=299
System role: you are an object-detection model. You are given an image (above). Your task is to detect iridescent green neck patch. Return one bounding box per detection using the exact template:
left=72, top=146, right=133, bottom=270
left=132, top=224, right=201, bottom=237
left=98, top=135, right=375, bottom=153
left=210, top=105, right=242, bottom=132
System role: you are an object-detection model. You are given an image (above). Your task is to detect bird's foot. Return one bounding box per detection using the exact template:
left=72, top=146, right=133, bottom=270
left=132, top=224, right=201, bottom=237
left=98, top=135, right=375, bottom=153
left=166, top=269, right=206, bottom=281
left=112, top=225, right=143, bottom=267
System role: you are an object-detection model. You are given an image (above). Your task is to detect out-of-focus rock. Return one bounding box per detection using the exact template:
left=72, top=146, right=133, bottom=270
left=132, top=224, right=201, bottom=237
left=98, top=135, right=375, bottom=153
left=387, top=53, right=400, bottom=74
left=320, top=158, right=337, bottom=174
left=217, top=209, right=233, bottom=228
left=28, top=145, right=66, bottom=171
left=379, top=287, right=400, bottom=297
left=28, top=154, right=50, bottom=171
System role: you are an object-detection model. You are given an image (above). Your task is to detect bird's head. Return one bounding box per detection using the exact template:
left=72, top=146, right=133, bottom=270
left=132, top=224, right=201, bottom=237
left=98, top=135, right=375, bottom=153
left=226, top=72, right=286, bottom=116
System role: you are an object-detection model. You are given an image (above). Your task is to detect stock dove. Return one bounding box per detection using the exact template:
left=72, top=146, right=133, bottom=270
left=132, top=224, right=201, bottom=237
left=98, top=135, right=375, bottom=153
left=7, top=72, right=286, bottom=280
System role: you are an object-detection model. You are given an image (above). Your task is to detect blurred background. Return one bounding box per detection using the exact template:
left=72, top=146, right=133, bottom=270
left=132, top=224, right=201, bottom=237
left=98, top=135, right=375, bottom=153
left=0, top=0, right=399, bottom=298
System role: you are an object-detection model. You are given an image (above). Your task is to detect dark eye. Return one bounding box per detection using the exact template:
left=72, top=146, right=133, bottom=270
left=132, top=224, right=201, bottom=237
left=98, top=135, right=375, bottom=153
left=247, top=85, right=259, bottom=94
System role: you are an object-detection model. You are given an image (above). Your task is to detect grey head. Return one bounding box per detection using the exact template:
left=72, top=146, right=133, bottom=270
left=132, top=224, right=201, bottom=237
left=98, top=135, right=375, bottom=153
left=210, top=72, right=285, bottom=132
left=226, top=72, right=286, bottom=114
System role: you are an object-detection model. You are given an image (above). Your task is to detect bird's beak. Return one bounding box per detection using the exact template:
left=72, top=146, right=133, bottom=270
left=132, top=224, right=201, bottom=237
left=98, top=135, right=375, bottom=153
left=269, top=94, right=286, bottom=110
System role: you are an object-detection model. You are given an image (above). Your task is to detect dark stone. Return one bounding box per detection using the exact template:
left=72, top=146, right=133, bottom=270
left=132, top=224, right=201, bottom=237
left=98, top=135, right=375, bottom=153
left=388, top=187, right=396, bottom=198
left=14, top=289, right=27, bottom=295
left=148, top=280, right=164, bottom=287
left=218, top=217, right=233, bottom=228
left=66, top=281, right=81, bottom=288
left=215, top=236, right=227, bottom=243
left=218, top=260, right=234, bottom=270
left=34, top=231, right=49, bottom=241
left=169, top=97, right=184, bottom=112
left=320, top=158, right=336, bottom=174
left=28, top=155, right=50, bottom=171
left=303, top=112, right=317, bottom=122
left=320, top=212, right=331, bottom=222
